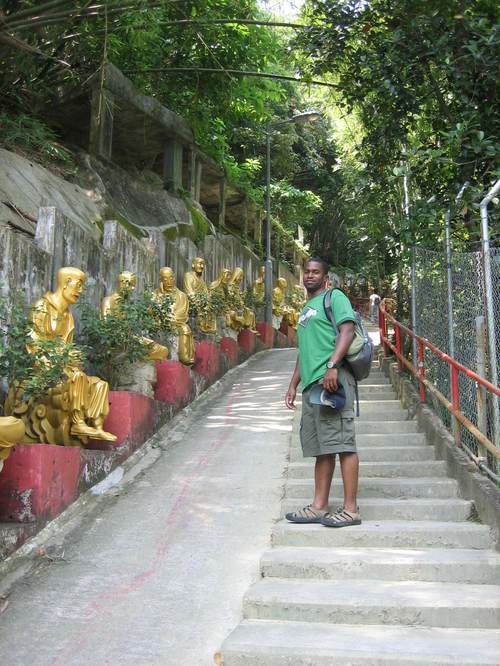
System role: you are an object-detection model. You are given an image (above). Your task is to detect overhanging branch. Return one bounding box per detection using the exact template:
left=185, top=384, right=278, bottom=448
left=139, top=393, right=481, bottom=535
left=123, top=66, right=338, bottom=89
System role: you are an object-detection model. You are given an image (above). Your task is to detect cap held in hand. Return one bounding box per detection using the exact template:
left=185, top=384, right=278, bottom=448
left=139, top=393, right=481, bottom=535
left=308, top=382, right=346, bottom=411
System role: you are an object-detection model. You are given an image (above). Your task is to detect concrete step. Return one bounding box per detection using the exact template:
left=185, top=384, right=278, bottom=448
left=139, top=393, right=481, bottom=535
left=285, top=477, right=458, bottom=499
left=354, top=421, right=420, bottom=434
left=243, top=578, right=500, bottom=628
left=281, top=497, right=473, bottom=522
left=272, top=521, right=492, bottom=549
left=359, top=386, right=396, bottom=401
left=222, top=620, right=500, bottom=665
left=288, top=460, right=446, bottom=478
left=261, top=547, right=500, bottom=584
left=358, top=409, right=409, bottom=421
left=359, top=383, right=395, bottom=393
left=290, top=445, right=436, bottom=465
left=356, top=400, right=403, bottom=412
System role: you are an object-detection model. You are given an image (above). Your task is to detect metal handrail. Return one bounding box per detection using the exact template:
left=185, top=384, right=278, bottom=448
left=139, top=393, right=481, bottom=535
left=378, top=305, right=500, bottom=477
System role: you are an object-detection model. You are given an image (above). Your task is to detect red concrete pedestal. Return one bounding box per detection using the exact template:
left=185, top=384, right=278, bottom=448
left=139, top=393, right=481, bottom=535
left=86, top=391, right=157, bottom=453
left=285, top=325, right=297, bottom=347
left=238, top=329, right=257, bottom=355
left=194, top=340, right=221, bottom=384
left=0, top=444, right=81, bottom=523
left=155, top=360, right=194, bottom=408
left=220, top=337, right=239, bottom=367
left=256, top=322, right=275, bottom=349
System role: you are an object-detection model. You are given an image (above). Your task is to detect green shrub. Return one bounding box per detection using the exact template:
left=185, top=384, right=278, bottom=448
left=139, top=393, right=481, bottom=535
left=0, top=290, right=75, bottom=406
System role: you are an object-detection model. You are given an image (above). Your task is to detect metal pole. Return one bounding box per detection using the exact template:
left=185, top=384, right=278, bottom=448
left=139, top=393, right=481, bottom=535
left=480, top=178, right=500, bottom=446
left=475, top=315, right=488, bottom=447
left=264, top=123, right=273, bottom=325
left=403, top=172, right=418, bottom=366
left=444, top=182, right=469, bottom=440
left=444, top=182, right=469, bottom=360
left=411, top=247, right=418, bottom=364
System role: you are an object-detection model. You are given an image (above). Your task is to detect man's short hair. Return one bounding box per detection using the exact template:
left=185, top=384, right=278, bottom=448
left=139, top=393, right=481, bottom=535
left=305, top=256, right=329, bottom=275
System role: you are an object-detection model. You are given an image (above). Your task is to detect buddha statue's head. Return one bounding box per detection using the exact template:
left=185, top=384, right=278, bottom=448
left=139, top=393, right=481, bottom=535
left=192, top=257, right=205, bottom=275
left=159, top=267, right=176, bottom=291
left=277, top=277, right=288, bottom=290
left=220, top=268, right=232, bottom=285
left=231, top=267, right=244, bottom=285
left=57, top=267, right=85, bottom=305
left=117, top=271, right=137, bottom=292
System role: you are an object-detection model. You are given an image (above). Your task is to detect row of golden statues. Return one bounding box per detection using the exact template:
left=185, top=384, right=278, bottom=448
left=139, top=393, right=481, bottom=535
left=0, top=261, right=305, bottom=458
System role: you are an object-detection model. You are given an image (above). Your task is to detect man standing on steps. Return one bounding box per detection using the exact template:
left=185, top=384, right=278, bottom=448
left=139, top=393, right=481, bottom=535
left=285, top=257, right=361, bottom=528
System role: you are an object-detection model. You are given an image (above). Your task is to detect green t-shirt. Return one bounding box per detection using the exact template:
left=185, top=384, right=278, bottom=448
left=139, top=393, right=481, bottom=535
left=297, top=288, right=356, bottom=390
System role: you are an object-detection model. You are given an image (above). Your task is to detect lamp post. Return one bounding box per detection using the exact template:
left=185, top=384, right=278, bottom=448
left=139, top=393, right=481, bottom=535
left=264, top=110, right=321, bottom=324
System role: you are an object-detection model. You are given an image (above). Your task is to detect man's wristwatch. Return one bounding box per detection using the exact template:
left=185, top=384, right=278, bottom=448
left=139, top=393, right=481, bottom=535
left=326, top=361, right=339, bottom=369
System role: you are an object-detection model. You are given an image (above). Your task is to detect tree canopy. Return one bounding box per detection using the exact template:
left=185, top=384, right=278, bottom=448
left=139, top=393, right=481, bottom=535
left=1, top=0, right=498, bottom=289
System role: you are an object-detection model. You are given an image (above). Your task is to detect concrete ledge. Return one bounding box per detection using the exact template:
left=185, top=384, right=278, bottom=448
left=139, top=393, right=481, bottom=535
left=378, top=350, right=500, bottom=549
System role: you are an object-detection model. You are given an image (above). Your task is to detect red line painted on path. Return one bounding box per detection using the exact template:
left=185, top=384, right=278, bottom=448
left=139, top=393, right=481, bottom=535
left=47, top=389, right=238, bottom=666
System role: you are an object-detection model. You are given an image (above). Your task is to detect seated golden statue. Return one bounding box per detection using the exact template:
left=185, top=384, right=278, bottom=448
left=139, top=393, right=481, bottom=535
left=101, top=271, right=168, bottom=361
left=5, top=267, right=117, bottom=445
left=210, top=268, right=232, bottom=296
left=252, top=266, right=266, bottom=306
left=182, top=257, right=217, bottom=335
left=229, top=268, right=258, bottom=333
left=155, top=267, right=195, bottom=366
left=0, top=417, right=25, bottom=472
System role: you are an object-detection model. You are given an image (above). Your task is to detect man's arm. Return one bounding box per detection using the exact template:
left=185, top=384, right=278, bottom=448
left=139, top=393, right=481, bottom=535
left=285, top=354, right=300, bottom=410
left=322, top=321, right=355, bottom=393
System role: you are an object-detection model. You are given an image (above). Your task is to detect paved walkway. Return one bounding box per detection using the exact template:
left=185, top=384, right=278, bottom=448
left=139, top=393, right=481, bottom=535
left=0, top=349, right=296, bottom=666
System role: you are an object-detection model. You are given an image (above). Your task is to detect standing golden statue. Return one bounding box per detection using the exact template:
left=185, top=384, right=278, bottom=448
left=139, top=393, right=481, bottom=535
left=272, top=277, right=298, bottom=327
left=0, top=417, right=25, bottom=472
left=4, top=267, right=117, bottom=445
left=229, top=268, right=258, bottom=333
left=155, top=267, right=195, bottom=366
left=101, top=271, right=168, bottom=361
left=252, top=266, right=266, bottom=306
left=272, top=277, right=288, bottom=317
left=286, top=284, right=306, bottom=329
left=182, top=257, right=217, bottom=335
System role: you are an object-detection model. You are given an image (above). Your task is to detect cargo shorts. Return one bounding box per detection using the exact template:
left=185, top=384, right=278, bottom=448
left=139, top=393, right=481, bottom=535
left=300, top=366, right=357, bottom=458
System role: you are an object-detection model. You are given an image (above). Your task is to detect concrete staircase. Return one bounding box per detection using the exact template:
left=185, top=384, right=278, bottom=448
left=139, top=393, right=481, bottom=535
left=221, top=362, right=500, bottom=664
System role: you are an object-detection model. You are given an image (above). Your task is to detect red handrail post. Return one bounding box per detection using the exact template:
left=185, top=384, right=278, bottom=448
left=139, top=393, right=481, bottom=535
left=418, top=339, right=425, bottom=402
left=395, top=323, right=403, bottom=371
left=451, top=365, right=461, bottom=444
left=379, top=307, right=389, bottom=357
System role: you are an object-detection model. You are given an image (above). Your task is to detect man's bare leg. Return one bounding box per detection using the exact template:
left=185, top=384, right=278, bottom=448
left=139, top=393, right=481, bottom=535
left=312, top=454, right=335, bottom=510
left=339, top=452, right=359, bottom=512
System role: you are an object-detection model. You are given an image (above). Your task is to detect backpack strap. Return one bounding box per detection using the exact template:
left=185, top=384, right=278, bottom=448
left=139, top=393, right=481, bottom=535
left=323, top=289, right=360, bottom=417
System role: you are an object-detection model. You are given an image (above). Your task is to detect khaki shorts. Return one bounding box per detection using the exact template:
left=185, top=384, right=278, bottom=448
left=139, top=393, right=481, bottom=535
left=300, top=366, right=357, bottom=458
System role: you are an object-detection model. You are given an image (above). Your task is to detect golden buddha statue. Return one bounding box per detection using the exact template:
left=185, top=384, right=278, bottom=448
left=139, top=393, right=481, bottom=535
left=287, top=284, right=306, bottom=330
left=229, top=268, right=258, bottom=333
left=252, top=266, right=266, bottom=306
left=182, top=257, right=217, bottom=335
left=273, top=277, right=298, bottom=326
left=210, top=268, right=232, bottom=295
left=0, top=417, right=25, bottom=472
left=10, top=267, right=117, bottom=444
left=101, top=271, right=168, bottom=361
left=155, top=267, right=195, bottom=366
left=272, top=277, right=287, bottom=317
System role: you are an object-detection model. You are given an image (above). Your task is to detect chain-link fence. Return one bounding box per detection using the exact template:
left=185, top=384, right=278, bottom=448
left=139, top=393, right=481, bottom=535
left=413, top=247, right=500, bottom=478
